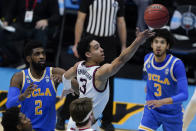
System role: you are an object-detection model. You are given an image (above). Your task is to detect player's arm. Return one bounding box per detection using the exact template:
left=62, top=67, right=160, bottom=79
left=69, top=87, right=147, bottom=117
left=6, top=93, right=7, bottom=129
left=96, top=29, right=154, bottom=81
left=6, top=72, right=37, bottom=108
left=117, top=16, right=127, bottom=52
left=52, top=67, right=66, bottom=86
left=171, top=60, right=188, bottom=103
left=73, top=11, right=87, bottom=57
left=61, top=62, right=80, bottom=93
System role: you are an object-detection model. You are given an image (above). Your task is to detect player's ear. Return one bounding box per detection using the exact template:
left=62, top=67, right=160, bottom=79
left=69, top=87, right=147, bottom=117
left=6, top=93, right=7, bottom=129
left=167, top=43, right=170, bottom=49
left=85, top=52, right=91, bottom=58
left=26, top=56, right=31, bottom=63
left=151, top=42, right=153, bottom=48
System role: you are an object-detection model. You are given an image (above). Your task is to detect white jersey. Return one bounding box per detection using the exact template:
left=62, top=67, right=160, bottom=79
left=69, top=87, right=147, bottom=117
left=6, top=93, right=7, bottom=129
left=77, top=61, right=109, bottom=119
left=67, top=61, right=109, bottom=131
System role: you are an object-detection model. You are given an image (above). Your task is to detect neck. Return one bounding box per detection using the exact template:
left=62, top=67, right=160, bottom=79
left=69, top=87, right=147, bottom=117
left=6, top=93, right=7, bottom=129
left=29, top=66, right=44, bottom=79
left=78, top=121, right=91, bottom=130
left=85, top=60, right=99, bottom=66
left=154, top=53, right=167, bottom=63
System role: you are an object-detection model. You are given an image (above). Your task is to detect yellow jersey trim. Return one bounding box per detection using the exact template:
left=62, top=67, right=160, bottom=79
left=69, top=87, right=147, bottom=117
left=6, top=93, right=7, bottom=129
left=151, top=55, right=173, bottom=70
left=28, top=68, right=46, bottom=82
left=144, top=53, right=153, bottom=72
left=170, top=58, right=179, bottom=82
left=50, top=67, right=56, bottom=92
left=21, top=70, right=25, bottom=92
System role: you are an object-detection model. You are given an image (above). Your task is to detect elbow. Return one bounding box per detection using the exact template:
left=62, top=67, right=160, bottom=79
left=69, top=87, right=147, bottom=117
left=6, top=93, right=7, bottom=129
left=6, top=101, right=12, bottom=109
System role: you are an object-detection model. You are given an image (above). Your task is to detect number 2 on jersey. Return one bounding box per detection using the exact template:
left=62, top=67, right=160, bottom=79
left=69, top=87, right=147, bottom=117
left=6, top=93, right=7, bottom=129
left=35, top=100, right=42, bottom=115
left=154, top=83, right=162, bottom=96
left=80, top=78, right=87, bottom=94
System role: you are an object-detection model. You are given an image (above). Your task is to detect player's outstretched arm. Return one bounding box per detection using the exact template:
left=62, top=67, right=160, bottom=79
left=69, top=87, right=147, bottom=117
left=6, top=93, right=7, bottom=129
left=96, top=28, right=154, bottom=81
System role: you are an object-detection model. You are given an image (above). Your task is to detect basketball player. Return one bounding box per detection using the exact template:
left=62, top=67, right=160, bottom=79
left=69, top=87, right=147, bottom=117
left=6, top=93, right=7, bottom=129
left=6, top=40, right=66, bottom=131
left=60, top=28, right=154, bottom=130
left=1, top=107, right=32, bottom=131
left=138, top=29, right=188, bottom=131
left=67, top=97, right=95, bottom=131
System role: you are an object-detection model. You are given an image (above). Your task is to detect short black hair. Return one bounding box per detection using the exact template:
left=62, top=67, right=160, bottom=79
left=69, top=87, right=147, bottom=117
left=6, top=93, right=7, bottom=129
left=77, top=36, right=96, bottom=60
left=24, top=40, right=44, bottom=58
left=1, top=107, right=20, bottom=131
left=148, top=29, right=175, bottom=49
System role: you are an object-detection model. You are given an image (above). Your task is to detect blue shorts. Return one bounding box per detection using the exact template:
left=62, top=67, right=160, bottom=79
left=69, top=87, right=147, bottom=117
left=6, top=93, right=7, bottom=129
left=138, top=106, right=183, bottom=131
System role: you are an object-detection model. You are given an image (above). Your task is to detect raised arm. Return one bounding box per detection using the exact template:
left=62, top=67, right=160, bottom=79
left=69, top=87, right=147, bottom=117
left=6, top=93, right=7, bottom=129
left=96, top=29, right=154, bottom=81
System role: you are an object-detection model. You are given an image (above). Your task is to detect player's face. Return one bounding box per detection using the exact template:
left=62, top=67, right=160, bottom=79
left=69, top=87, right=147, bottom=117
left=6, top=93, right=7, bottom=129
left=31, top=48, right=46, bottom=71
left=151, top=37, right=169, bottom=57
left=88, top=40, right=105, bottom=63
left=18, top=112, right=32, bottom=131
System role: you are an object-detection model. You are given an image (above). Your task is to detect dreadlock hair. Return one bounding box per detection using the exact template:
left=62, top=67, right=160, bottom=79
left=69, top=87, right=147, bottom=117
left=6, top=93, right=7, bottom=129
left=1, top=107, right=20, bottom=131
left=77, top=36, right=96, bottom=60
left=23, top=40, right=44, bottom=67
left=70, top=97, right=93, bottom=127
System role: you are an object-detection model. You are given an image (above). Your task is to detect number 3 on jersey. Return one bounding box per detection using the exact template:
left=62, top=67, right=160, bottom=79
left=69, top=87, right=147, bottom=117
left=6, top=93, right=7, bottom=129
left=154, top=83, right=162, bottom=96
left=80, top=78, right=87, bottom=94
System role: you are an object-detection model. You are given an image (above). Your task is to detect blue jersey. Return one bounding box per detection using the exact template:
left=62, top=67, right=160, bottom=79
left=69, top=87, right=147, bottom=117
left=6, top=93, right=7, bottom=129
left=21, top=67, right=56, bottom=131
left=144, top=53, right=182, bottom=114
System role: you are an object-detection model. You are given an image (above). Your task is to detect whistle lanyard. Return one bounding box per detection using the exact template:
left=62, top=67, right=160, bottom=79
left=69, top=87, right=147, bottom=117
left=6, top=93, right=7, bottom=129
left=25, top=0, right=37, bottom=10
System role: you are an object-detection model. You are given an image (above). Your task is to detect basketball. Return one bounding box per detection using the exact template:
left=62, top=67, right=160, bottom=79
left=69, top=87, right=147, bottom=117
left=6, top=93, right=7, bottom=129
left=144, top=4, right=169, bottom=28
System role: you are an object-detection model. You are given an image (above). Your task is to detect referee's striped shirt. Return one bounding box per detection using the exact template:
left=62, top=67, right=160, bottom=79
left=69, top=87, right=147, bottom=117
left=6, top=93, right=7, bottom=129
left=79, top=0, right=125, bottom=37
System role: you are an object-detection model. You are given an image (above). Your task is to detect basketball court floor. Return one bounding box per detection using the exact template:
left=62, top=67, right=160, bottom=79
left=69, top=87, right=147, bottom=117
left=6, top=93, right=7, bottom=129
left=0, top=67, right=196, bottom=131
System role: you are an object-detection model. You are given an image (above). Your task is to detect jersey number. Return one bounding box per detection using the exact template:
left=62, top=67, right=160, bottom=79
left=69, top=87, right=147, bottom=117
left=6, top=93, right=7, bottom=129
left=79, top=78, right=87, bottom=94
left=154, top=83, right=162, bottom=96
left=35, top=100, right=42, bottom=115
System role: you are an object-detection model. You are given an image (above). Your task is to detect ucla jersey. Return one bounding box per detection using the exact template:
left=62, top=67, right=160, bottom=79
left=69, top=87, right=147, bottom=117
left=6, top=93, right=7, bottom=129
left=21, top=67, right=56, bottom=130
left=144, top=53, right=182, bottom=114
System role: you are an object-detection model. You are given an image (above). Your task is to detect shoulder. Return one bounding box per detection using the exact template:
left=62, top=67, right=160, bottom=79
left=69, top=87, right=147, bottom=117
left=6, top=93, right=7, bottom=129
left=10, top=71, right=23, bottom=88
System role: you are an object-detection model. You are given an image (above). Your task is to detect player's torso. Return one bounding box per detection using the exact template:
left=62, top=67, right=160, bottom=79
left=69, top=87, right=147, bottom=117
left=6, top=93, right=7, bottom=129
left=77, top=62, right=109, bottom=119
left=144, top=54, right=178, bottom=100
left=21, top=67, right=56, bottom=129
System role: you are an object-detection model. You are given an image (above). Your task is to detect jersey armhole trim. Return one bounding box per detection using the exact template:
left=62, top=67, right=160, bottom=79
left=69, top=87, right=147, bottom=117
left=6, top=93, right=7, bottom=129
left=21, top=70, right=25, bottom=92
left=93, top=67, right=107, bottom=92
left=170, top=58, right=179, bottom=82
left=50, top=67, right=56, bottom=92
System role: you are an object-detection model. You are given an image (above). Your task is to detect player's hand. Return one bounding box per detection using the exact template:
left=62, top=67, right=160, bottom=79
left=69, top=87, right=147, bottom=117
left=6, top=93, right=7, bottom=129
left=19, top=82, right=37, bottom=101
left=60, top=88, right=75, bottom=99
left=35, top=19, right=48, bottom=30
left=51, top=74, right=62, bottom=83
left=146, top=100, right=164, bottom=109
left=135, top=27, right=155, bottom=45
left=2, top=21, right=8, bottom=26
left=72, top=44, right=79, bottom=58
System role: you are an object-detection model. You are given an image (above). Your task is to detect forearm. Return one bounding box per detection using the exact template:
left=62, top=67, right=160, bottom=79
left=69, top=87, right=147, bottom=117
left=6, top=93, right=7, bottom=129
left=117, top=38, right=141, bottom=64
left=71, top=78, right=79, bottom=95
left=74, top=19, right=84, bottom=45
left=6, top=87, right=21, bottom=109
left=160, top=97, right=173, bottom=105
left=117, top=18, right=127, bottom=49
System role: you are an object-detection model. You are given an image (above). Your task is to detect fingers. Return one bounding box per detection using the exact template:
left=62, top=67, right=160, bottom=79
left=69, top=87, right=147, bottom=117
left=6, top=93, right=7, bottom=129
left=51, top=74, right=62, bottom=83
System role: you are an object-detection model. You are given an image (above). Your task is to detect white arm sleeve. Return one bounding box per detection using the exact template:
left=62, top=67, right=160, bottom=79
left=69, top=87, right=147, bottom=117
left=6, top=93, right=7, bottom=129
left=62, top=74, right=72, bottom=90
